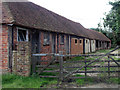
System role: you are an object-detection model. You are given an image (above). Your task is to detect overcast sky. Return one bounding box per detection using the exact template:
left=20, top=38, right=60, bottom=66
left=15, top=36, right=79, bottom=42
left=28, top=0, right=113, bottom=29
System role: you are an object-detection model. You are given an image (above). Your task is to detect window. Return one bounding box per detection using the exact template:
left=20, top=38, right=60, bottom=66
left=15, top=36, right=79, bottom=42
left=79, top=40, right=82, bottom=44
left=86, top=40, right=88, bottom=43
left=43, top=32, right=50, bottom=45
left=60, top=35, right=64, bottom=44
left=75, top=39, right=77, bottom=44
left=17, top=28, right=28, bottom=41
left=93, top=41, right=94, bottom=43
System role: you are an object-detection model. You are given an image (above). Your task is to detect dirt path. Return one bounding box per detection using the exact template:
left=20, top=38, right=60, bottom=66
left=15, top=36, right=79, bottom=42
left=81, top=83, right=120, bottom=88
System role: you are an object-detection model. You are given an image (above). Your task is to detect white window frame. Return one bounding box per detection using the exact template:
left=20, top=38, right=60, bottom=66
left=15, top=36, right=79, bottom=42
left=17, top=27, right=28, bottom=42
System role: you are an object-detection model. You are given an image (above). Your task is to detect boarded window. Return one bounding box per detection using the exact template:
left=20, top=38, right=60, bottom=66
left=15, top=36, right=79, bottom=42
left=43, top=32, right=50, bottom=45
left=75, top=39, right=77, bottom=44
left=60, top=35, right=64, bottom=44
left=18, top=28, right=28, bottom=41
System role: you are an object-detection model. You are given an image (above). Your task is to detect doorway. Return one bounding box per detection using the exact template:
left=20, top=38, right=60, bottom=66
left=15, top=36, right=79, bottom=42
left=52, top=34, right=56, bottom=53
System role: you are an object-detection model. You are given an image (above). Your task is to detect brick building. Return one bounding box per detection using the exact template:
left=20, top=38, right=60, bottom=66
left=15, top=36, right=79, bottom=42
left=0, top=2, right=111, bottom=76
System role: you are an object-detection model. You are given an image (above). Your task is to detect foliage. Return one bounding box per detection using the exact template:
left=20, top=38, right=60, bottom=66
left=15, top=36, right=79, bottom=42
left=103, top=0, right=120, bottom=47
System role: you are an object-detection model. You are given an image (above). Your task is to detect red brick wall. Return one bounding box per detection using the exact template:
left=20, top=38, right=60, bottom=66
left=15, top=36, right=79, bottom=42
left=0, top=25, right=9, bottom=72
left=40, top=33, right=67, bottom=62
left=71, top=38, right=83, bottom=54
left=40, top=32, right=52, bottom=63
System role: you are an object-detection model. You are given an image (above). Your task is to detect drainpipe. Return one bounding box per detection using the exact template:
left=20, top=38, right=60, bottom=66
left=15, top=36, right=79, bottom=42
left=7, top=24, right=14, bottom=71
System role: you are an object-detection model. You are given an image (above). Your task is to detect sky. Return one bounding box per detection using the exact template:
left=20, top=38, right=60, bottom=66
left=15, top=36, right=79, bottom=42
left=28, top=0, right=114, bottom=29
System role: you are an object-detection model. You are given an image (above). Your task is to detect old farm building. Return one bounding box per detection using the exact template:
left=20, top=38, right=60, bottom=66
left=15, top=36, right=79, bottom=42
left=0, top=2, right=111, bottom=76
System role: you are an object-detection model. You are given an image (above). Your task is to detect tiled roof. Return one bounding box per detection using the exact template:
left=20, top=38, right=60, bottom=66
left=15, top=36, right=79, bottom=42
left=2, top=2, right=110, bottom=41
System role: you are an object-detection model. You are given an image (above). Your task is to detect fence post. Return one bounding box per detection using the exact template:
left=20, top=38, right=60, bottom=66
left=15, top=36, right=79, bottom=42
left=32, top=56, right=36, bottom=74
left=59, top=51, right=64, bottom=82
left=108, top=56, right=110, bottom=78
left=84, top=56, right=87, bottom=79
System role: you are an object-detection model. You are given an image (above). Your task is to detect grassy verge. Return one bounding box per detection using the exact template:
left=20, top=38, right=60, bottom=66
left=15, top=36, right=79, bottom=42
left=2, top=74, right=57, bottom=88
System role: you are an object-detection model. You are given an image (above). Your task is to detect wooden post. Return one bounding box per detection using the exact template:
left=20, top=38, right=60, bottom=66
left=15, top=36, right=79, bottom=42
left=84, top=56, right=87, bottom=79
left=32, top=56, right=36, bottom=74
left=59, top=51, right=64, bottom=81
left=108, top=56, right=110, bottom=78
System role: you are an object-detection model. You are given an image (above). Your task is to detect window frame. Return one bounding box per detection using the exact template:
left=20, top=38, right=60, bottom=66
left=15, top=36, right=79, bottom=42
left=17, top=27, right=28, bottom=42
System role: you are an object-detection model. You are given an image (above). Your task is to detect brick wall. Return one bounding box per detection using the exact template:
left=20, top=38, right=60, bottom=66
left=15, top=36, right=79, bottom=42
left=0, top=25, right=9, bottom=73
left=12, top=42, right=31, bottom=76
left=40, top=32, right=67, bottom=62
left=11, top=27, right=31, bottom=76
left=0, top=25, right=2, bottom=73
left=40, top=32, right=52, bottom=63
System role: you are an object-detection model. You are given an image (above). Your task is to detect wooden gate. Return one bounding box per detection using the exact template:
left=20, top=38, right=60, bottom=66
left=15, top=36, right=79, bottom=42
left=32, top=46, right=120, bottom=82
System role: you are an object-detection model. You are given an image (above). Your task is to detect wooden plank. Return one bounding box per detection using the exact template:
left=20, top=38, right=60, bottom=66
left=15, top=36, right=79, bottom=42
left=70, top=76, right=120, bottom=79
left=33, top=53, right=120, bottom=57
left=64, top=65, right=119, bottom=68
left=32, top=57, right=37, bottom=74
left=108, top=56, right=110, bottom=78
left=42, top=70, right=59, bottom=72
left=75, top=71, right=120, bottom=73
left=40, top=76, right=58, bottom=78
left=36, top=65, right=59, bottom=68
left=84, top=56, right=87, bottom=78
left=64, top=60, right=120, bottom=63
left=59, top=51, right=64, bottom=81
left=34, top=60, right=58, bottom=63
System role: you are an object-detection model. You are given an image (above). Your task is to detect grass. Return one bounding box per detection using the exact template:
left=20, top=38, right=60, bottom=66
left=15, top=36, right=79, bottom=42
left=106, top=78, right=120, bottom=84
left=2, top=74, right=57, bottom=88
left=75, top=74, right=94, bottom=86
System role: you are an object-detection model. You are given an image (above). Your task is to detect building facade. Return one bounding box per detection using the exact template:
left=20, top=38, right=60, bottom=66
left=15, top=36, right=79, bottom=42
left=0, top=2, right=111, bottom=76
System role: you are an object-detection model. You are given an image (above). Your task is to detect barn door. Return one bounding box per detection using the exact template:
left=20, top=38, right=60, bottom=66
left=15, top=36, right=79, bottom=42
left=32, top=31, right=40, bottom=73
left=52, top=34, right=56, bottom=53
left=32, top=31, right=40, bottom=53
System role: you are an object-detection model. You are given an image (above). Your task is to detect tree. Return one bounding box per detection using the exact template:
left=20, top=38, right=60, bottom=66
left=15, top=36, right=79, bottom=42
left=103, top=0, right=120, bottom=47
